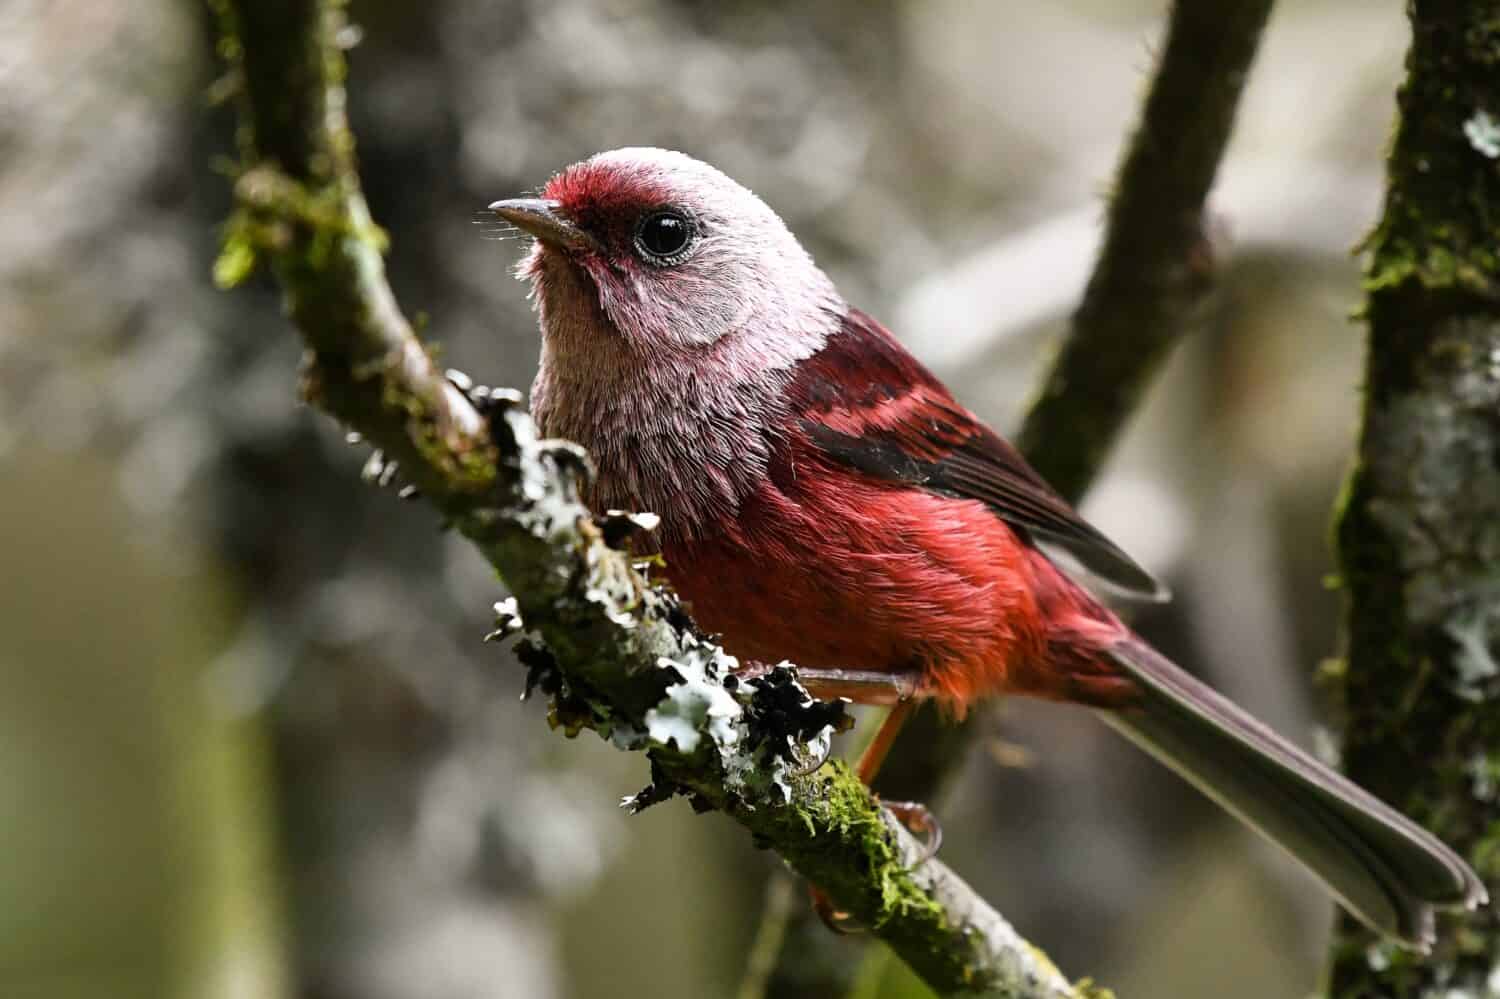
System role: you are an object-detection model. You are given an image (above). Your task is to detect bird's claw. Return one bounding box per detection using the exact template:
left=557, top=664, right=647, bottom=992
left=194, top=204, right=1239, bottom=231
left=793, top=734, right=834, bottom=776
left=882, top=799, right=943, bottom=865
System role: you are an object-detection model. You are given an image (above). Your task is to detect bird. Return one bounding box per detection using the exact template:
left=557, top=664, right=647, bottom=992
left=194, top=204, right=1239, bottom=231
left=488, top=146, right=1486, bottom=949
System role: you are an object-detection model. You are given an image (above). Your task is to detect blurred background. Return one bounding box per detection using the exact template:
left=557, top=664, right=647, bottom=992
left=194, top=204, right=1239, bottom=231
left=0, top=1, right=1409, bottom=996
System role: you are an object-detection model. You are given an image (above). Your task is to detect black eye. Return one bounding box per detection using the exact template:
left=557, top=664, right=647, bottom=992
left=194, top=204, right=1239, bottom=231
left=634, top=208, right=696, bottom=265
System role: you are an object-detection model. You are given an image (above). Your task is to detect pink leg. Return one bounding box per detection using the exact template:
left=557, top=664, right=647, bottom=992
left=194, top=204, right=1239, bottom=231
left=856, top=698, right=916, bottom=782
left=780, top=665, right=924, bottom=706
left=852, top=699, right=942, bottom=859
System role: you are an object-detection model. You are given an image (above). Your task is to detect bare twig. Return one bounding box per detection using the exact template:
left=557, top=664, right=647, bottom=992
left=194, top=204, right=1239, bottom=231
left=208, top=1, right=1104, bottom=995
left=1018, top=0, right=1274, bottom=494
left=898, top=159, right=1382, bottom=375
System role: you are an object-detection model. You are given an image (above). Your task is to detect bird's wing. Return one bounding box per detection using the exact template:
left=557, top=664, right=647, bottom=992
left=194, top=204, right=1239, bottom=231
left=788, top=308, right=1166, bottom=600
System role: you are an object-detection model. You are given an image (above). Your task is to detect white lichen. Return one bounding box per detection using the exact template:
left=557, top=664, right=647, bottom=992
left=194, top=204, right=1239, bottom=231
left=1445, top=608, right=1500, bottom=702
left=1464, top=110, right=1500, bottom=159
left=1468, top=751, right=1499, bottom=803
left=645, top=653, right=743, bottom=754
left=607, top=718, right=649, bottom=751
left=1365, top=941, right=1395, bottom=972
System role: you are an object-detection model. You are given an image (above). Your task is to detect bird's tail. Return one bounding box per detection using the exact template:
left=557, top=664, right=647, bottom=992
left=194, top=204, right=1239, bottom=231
left=1101, top=634, right=1486, bottom=950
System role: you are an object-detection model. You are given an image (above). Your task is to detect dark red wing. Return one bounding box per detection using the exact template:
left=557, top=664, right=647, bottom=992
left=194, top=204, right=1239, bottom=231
left=789, top=308, right=1166, bottom=600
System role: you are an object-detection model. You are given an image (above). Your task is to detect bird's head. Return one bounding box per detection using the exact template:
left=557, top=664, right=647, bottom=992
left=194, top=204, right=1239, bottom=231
left=492, top=148, right=840, bottom=361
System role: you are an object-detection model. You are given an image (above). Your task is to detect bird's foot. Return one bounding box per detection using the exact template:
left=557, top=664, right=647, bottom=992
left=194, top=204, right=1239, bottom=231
left=882, top=799, right=943, bottom=865
left=793, top=733, right=834, bottom=776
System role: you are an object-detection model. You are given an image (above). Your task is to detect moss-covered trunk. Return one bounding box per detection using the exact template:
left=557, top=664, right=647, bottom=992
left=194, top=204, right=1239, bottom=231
left=1328, top=2, right=1500, bottom=993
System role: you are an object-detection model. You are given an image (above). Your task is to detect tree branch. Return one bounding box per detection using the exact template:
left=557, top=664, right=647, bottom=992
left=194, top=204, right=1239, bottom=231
left=208, top=1, right=1105, bottom=995
left=1016, top=0, right=1273, bottom=493
left=1328, top=2, right=1500, bottom=993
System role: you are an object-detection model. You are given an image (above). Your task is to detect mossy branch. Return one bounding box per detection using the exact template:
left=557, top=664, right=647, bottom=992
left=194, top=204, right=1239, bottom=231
left=207, top=0, right=1106, bottom=995
left=1328, top=2, right=1500, bottom=994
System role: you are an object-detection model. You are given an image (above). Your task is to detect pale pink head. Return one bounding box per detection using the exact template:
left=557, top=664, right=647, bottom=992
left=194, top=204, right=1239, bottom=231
left=490, top=149, right=846, bottom=533
left=492, top=147, right=841, bottom=360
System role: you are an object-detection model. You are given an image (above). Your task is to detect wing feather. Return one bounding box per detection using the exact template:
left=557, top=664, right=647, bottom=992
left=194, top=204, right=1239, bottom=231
left=789, top=309, right=1166, bottom=600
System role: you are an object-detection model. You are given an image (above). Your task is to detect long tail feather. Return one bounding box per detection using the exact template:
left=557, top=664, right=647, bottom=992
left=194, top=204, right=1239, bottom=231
left=1101, top=636, right=1486, bottom=950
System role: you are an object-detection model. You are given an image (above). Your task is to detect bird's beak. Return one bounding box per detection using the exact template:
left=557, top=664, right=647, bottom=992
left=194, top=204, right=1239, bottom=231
left=488, top=197, right=600, bottom=254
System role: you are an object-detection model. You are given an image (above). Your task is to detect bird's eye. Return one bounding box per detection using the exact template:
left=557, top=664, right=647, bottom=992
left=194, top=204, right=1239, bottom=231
left=633, top=208, right=697, bottom=265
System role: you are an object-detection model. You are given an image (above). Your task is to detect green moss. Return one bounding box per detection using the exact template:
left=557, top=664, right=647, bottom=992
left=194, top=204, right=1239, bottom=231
left=212, top=213, right=259, bottom=290
left=381, top=373, right=497, bottom=493
left=216, top=150, right=502, bottom=495
left=1360, top=6, right=1500, bottom=301
left=781, top=764, right=947, bottom=930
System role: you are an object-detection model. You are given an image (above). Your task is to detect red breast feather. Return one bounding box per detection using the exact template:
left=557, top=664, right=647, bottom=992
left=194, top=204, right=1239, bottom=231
left=662, top=409, right=1136, bottom=713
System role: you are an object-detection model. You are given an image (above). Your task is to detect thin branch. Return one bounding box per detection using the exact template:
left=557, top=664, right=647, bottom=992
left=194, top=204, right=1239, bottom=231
left=208, top=1, right=1104, bottom=996
left=897, top=159, right=1383, bottom=375
left=1328, top=1, right=1499, bottom=993
left=749, top=1, right=1276, bottom=992
left=1018, top=0, right=1274, bottom=494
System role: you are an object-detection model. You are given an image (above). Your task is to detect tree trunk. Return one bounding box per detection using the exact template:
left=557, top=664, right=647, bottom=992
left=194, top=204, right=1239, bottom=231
left=1328, top=2, right=1500, bottom=993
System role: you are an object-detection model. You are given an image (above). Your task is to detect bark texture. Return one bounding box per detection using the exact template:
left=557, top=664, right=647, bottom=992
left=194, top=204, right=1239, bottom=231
left=1328, top=2, right=1500, bottom=994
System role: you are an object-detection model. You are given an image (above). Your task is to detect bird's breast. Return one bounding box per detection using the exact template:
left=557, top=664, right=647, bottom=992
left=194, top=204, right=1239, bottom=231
left=530, top=357, right=780, bottom=543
